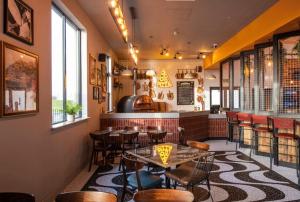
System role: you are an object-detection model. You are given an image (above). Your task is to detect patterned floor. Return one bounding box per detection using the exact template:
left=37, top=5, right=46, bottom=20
left=82, top=151, right=300, bottom=202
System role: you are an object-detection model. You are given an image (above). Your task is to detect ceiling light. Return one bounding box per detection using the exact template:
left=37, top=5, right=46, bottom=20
left=165, top=52, right=169, bottom=56
left=178, top=56, right=183, bottom=60
left=160, top=48, right=169, bottom=56
left=121, top=69, right=133, bottom=76
left=202, top=54, right=206, bottom=59
left=108, top=0, right=128, bottom=43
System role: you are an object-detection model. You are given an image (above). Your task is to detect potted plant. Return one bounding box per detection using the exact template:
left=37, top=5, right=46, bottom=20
left=66, top=101, right=82, bottom=122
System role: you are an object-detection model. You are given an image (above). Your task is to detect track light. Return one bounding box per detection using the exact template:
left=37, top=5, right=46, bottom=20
left=160, top=48, right=169, bottom=56
left=174, top=52, right=182, bottom=60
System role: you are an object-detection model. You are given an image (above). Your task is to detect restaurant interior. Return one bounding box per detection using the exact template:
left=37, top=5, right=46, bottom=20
left=1, top=0, right=300, bottom=201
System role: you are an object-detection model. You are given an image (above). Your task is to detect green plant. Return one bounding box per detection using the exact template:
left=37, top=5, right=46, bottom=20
left=293, top=40, right=300, bottom=56
left=65, top=101, right=82, bottom=115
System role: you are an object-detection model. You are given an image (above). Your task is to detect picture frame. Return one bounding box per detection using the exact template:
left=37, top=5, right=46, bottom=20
left=0, top=41, right=39, bottom=116
left=96, top=66, right=101, bottom=87
left=93, top=86, right=99, bottom=100
left=4, top=0, right=34, bottom=45
left=89, top=54, right=96, bottom=85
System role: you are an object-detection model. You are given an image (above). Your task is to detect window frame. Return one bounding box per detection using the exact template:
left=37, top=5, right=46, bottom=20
left=51, top=4, right=83, bottom=125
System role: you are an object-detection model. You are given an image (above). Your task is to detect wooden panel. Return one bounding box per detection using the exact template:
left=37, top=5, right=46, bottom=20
left=179, top=115, right=208, bottom=141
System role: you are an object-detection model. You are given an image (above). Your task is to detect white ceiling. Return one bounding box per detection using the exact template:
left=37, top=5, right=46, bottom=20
left=77, top=0, right=277, bottom=60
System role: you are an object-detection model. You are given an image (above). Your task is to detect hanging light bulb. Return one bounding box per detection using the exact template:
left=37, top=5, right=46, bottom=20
left=267, top=61, right=272, bottom=67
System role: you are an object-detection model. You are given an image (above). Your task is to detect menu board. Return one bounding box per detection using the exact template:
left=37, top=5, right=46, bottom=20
left=177, top=81, right=194, bottom=105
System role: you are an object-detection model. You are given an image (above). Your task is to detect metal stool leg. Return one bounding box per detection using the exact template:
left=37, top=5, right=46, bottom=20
left=250, top=130, right=254, bottom=158
left=270, top=136, right=273, bottom=170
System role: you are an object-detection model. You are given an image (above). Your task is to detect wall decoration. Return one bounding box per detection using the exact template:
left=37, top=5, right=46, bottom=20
left=198, top=78, right=204, bottom=86
left=167, top=91, right=174, bottom=100
left=101, top=64, right=107, bottom=98
left=96, top=66, right=101, bottom=86
left=1, top=42, right=39, bottom=116
left=150, top=90, right=156, bottom=99
left=98, top=87, right=102, bottom=104
left=93, top=86, right=99, bottom=100
left=4, top=0, right=34, bottom=45
left=197, top=86, right=204, bottom=94
left=136, top=81, right=141, bottom=90
left=142, top=81, right=149, bottom=92
left=157, top=70, right=172, bottom=88
left=89, top=54, right=96, bottom=85
left=158, top=91, right=164, bottom=100
left=177, top=81, right=194, bottom=105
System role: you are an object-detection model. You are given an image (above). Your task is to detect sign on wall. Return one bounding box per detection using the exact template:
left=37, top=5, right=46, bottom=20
left=177, top=81, right=194, bottom=105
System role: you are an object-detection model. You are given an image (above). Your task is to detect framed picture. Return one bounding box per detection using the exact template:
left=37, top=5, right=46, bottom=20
left=96, top=66, right=101, bottom=86
left=93, top=86, right=99, bottom=100
left=4, top=0, right=34, bottom=45
left=89, top=54, right=96, bottom=85
left=0, top=42, right=39, bottom=116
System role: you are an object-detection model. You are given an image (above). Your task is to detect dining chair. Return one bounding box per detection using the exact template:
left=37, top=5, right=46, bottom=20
left=186, top=140, right=209, bottom=151
left=133, top=189, right=194, bottom=202
left=0, top=192, right=35, bottom=202
left=121, top=155, right=163, bottom=202
left=178, top=127, right=186, bottom=145
left=89, top=131, right=112, bottom=171
left=165, top=153, right=215, bottom=200
left=55, top=191, right=117, bottom=202
left=147, top=131, right=167, bottom=145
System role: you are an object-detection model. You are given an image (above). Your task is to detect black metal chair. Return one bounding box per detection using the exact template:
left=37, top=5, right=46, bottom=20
left=120, top=155, right=163, bottom=202
left=178, top=127, right=186, bottom=145
left=165, top=153, right=215, bottom=200
left=88, top=131, right=111, bottom=171
left=225, top=111, right=239, bottom=144
left=0, top=192, right=35, bottom=202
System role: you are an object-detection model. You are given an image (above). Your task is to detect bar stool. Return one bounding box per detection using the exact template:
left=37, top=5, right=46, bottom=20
left=269, top=117, right=300, bottom=183
left=251, top=115, right=272, bottom=161
left=225, top=111, right=239, bottom=144
left=237, top=113, right=252, bottom=151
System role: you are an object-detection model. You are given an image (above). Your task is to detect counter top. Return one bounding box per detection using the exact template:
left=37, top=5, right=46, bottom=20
left=100, top=111, right=210, bottom=119
left=208, top=113, right=226, bottom=119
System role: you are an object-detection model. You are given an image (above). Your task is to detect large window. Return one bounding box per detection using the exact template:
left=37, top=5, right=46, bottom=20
left=51, top=6, right=82, bottom=124
left=233, top=59, right=240, bottom=109
left=242, top=51, right=255, bottom=111
left=210, top=87, right=221, bottom=106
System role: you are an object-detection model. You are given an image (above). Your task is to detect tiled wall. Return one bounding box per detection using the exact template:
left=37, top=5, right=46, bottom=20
left=209, top=118, right=227, bottom=138
left=179, top=115, right=209, bottom=141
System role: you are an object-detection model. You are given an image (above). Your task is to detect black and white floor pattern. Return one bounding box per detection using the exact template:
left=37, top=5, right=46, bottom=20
left=82, top=151, right=300, bottom=202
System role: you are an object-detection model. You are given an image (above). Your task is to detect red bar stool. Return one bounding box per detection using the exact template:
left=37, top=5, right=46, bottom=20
left=237, top=113, right=252, bottom=151
left=251, top=115, right=273, bottom=164
left=270, top=117, right=300, bottom=183
left=225, top=111, right=239, bottom=144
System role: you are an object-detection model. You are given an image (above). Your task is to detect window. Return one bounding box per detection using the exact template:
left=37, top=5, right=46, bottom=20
left=257, top=44, right=273, bottom=112
left=210, top=87, right=220, bottom=106
left=51, top=6, right=82, bottom=124
left=107, top=57, right=113, bottom=112
left=233, top=59, right=240, bottom=109
left=277, top=34, right=300, bottom=114
left=221, top=62, right=230, bottom=108
left=242, top=52, right=255, bottom=111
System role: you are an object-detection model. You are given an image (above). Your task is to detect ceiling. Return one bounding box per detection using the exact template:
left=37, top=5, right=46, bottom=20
left=77, top=0, right=278, bottom=61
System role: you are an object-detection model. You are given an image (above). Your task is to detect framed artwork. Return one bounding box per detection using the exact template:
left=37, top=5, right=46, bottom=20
left=4, top=0, right=34, bottom=45
left=96, top=66, right=101, bottom=86
left=93, top=86, right=99, bottom=100
left=0, top=42, right=39, bottom=116
left=101, top=64, right=107, bottom=98
left=89, top=54, right=96, bottom=85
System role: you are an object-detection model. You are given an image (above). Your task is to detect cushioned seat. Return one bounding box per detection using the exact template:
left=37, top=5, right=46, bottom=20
left=275, top=133, right=295, bottom=139
left=127, top=170, right=163, bottom=189
left=165, top=161, right=206, bottom=186
left=252, top=126, right=269, bottom=132
left=239, top=123, right=252, bottom=128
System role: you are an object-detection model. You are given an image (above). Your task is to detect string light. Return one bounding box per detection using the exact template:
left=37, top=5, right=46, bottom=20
left=108, top=0, right=128, bottom=42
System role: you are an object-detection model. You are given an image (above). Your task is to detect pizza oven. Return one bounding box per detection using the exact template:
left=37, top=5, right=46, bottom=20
left=117, top=95, right=155, bottom=113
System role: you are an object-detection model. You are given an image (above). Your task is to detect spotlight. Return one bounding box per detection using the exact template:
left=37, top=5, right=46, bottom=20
left=160, top=48, right=169, bottom=56
left=178, top=56, right=183, bottom=60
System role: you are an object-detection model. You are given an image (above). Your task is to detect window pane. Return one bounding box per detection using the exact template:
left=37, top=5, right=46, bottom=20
left=51, top=9, right=64, bottom=123
left=66, top=21, right=80, bottom=116
left=211, top=89, right=220, bottom=105
left=233, top=59, right=240, bottom=109
left=243, top=53, right=255, bottom=111
left=221, top=62, right=230, bottom=108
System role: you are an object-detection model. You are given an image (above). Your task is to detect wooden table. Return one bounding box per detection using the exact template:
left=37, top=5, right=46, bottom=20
left=126, top=143, right=208, bottom=188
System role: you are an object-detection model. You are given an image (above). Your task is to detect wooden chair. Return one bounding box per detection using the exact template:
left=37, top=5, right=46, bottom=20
left=147, top=131, right=167, bottom=145
left=0, top=192, right=35, bottom=202
left=178, top=127, right=186, bottom=145
left=165, top=153, right=215, bottom=200
left=186, top=140, right=210, bottom=151
left=225, top=111, right=239, bottom=144
left=237, top=113, right=252, bottom=150
left=121, top=155, right=163, bottom=202
left=55, top=191, right=117, bottom=202
left=133, top=189, right=194, bottom=202
left=89, top=131, right=111, bottom=171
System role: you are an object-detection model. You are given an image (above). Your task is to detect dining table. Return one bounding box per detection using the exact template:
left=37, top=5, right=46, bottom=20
left=126, top=143, right=209, bottom=188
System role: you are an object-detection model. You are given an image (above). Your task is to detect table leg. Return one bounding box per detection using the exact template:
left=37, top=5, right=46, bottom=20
left=165, top=167, right=171, bottom=188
